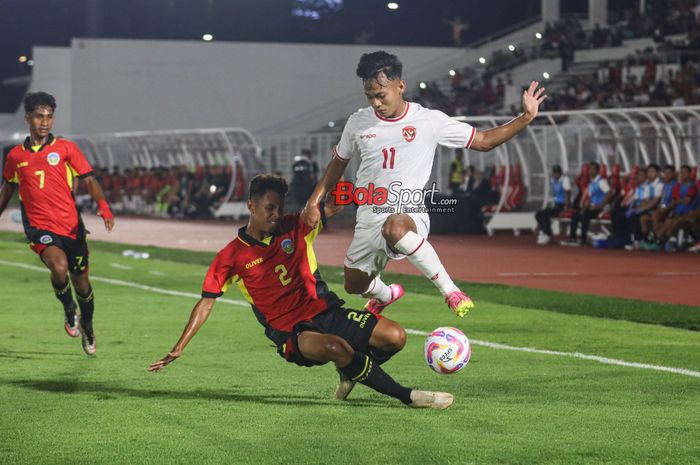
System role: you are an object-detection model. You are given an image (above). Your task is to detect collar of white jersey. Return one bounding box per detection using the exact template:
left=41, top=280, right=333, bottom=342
left=373, top=102, right=411, bottom=122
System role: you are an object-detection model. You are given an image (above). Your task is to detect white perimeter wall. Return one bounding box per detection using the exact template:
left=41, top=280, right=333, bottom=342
left=5, top=24, right=557, bottom=139
left=62, top=39, right=465, bottom=136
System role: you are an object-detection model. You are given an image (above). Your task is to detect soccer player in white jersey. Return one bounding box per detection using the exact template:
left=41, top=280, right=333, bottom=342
left=301, top=51, right=546, bottom=317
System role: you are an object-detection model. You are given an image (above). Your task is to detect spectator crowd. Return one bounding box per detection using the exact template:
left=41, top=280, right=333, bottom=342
left=413, top=2, right=700, bottom=117
left=536, top=161, right=700, bottom=253
left=75, top=165, right=245, bottom=219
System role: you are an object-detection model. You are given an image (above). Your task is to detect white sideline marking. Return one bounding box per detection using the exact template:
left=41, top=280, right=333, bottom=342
left=499, top=272, right=580, bottom=277
left=656, top=271, right=700, bottom=277
left=148, top=270, right=165, bottom=276
left=110, top=263, right=133, bottom=270
left=406, top=329, right=700, bottom=378
left=2, top=259, right=698, bottom=378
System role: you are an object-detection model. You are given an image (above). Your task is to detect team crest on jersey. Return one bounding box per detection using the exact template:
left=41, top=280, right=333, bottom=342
left=402, top=126, right=416, bottom=143
left=39, top=235, right=53, bottom=244
left=281, top=238, right=294, bottom=254
left=47, top=152, right=61, bottom=166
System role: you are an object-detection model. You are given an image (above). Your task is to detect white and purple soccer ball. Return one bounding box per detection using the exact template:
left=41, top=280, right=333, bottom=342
left=424, top=327, right=471, bottom=374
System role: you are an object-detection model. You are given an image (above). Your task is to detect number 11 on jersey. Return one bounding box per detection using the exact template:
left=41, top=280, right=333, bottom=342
left=382, top=147, right=396, bottom=169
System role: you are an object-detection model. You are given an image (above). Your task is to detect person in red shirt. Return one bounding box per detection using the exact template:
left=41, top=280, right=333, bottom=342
left=148, top=174, right=453, bottom=409
left=0, top=92, right=114, bottom=355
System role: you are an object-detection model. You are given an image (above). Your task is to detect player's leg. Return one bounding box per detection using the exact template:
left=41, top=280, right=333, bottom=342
left=39, top=245, right=80, bottom=337
left=67, top=233, right=96, bottom=355
left=334, top=315, right=407, bottom=400
left=383, top=214, right=473, bottom=317
left=297, top=331, right=411, bottom=403
left=70, top=272, right=96, bottom=355
left=344, top=266, right=403, bottom=315
left=367, top=316, right=406, bottom=365
left=297, top=331, right=451, bottom=409
left=343, top=224, right=403, bottom=315
left=343, top=266, right=375, bottom=295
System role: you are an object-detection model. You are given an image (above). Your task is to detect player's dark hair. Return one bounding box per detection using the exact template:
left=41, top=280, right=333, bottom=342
left=552, top=164, right=562, bottom=174
left=647, top=163, right=660, bottom=172
left=589, top=161, right=599, bottom=171
left=24, top=91, right=57, bottom=114
left=663, top=164, right=675, bottom=172
left=356, top=51, right=403, bottom=82
left=680, top=164, right=690, bottom=172
left=249, top=173, right=288, bottom=201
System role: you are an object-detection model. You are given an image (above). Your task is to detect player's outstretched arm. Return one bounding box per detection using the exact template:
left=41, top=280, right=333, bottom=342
left=0, top=182, right=17, bottom=217
left=82, top=175, right=115, bottom=231
left=302, top=155, right=349, bottom=228
left=470, top=81, right=546, bottom=152
left=148, top=297, right=216, bottom=372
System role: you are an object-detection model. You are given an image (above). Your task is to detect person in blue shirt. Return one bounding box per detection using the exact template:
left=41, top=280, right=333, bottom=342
left=655, top=165, right=699, bottom=250
left=535, top=165, right=570, bottom=245
left=650, top=164, right=678, bottom=240
left=637, top=163, right=664, bottom=248
left=562, top=161, right=615, bottom=246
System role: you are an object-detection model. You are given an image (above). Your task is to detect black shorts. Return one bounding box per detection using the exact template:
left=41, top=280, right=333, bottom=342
left=275, top=306, right=379, bottom=367
left=27, top=226, right=90, bottom=275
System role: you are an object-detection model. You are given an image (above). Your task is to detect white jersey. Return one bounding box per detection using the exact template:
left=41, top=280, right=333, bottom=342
left=334, top=102, right=476, bottom=223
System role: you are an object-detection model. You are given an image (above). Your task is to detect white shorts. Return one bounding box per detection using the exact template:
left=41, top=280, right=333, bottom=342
left=343, top=212, right=430, bottom=276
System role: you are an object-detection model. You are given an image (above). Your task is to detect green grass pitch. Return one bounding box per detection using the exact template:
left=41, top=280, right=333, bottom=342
left=0, top=233, right=698, bottom=465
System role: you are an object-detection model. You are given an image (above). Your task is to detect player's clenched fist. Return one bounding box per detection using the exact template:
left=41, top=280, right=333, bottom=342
left=301, top=201, right=321, bottom=229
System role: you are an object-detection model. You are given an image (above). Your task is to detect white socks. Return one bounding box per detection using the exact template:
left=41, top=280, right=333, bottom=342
left=393, top=231, right=458, bottom=297
left=362, top=275, right=393, bottom=303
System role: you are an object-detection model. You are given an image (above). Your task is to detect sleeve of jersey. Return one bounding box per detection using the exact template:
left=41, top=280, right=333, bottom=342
left=294, top=212, right=323, bottom=240
left=431, top=110, right=476, bottom=149
left=2, top=153, right=17, bottom=183
left=201, top=250, right=236, bottom=298
left=333, top=116, right=358, bottom=161
left=65, top=141, right=94, bottom=178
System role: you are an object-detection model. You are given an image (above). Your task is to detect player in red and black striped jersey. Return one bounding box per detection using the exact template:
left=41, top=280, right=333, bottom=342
left=0, top=92, right=115, bottom=356
left=149, top=174, right=453, bottom=409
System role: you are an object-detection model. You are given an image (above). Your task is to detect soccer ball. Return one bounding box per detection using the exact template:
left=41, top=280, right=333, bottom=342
left=424, top=327, right=471, bottom=374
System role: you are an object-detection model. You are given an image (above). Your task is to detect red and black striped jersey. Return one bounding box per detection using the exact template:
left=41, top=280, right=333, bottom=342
left=3, top=135, right=93, bottom=238
left=202, top=213, right=340, bottom=333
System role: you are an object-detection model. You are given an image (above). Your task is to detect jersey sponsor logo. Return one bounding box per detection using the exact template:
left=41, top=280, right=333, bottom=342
left=402, top=126, right=416, bottom=143
left=359, top=133, right=377, bottom=139
left=281, top=238, right=294, bottom=254
left=245, top=257, right=264, bottom=269
left=39, top=235, right=53, bottom=244
left=47, top=152, right=61, bottom=166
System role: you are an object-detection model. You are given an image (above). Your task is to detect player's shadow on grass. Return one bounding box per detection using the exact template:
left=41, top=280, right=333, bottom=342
left=6, top=378, right=401, bottom=409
